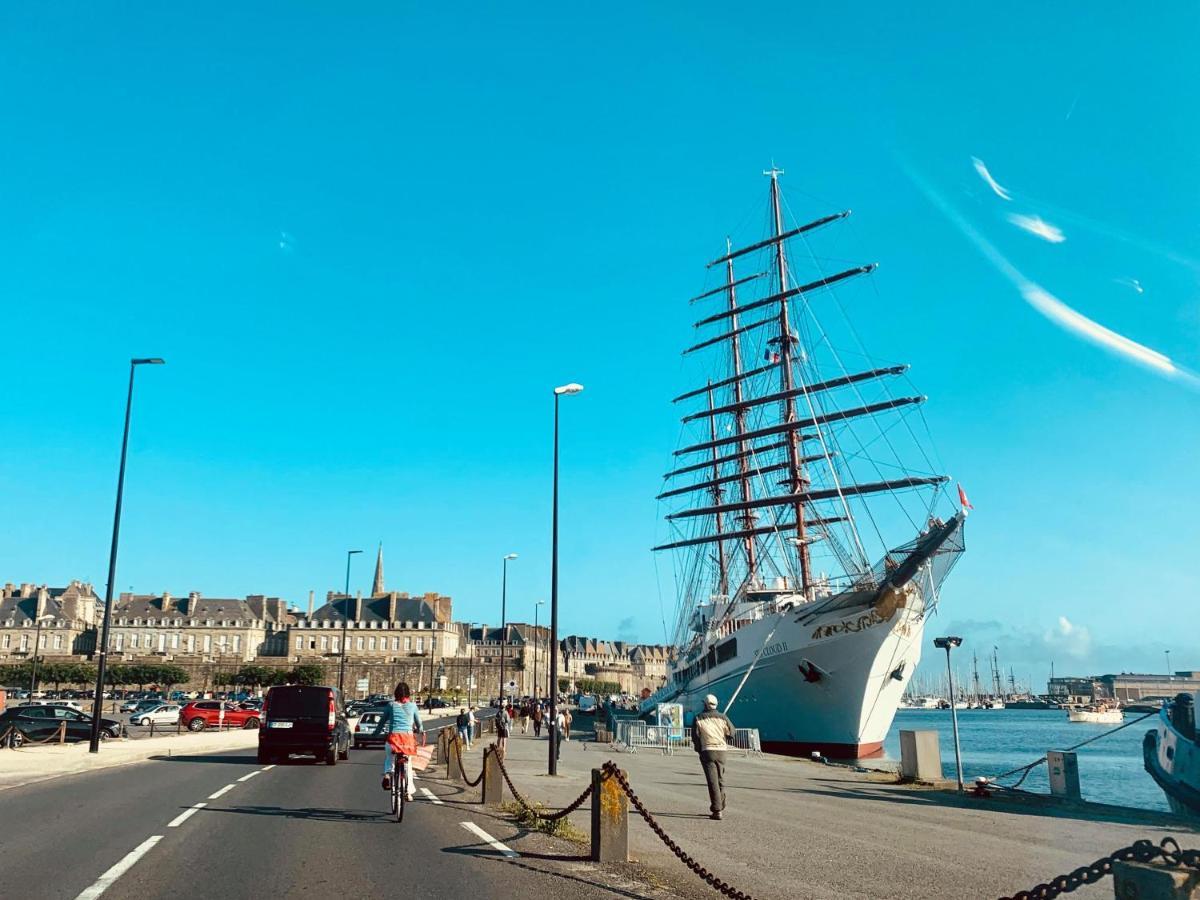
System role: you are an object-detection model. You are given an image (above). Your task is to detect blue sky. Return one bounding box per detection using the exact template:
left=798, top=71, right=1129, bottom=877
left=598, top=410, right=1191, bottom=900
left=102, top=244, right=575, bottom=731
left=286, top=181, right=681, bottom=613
left=3, top=4, right=1198, bottom=686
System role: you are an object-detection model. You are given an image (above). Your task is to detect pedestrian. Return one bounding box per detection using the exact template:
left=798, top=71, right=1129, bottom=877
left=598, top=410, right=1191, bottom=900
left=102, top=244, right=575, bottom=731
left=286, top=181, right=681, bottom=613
left=521, top=701, right=531, bottom=734
left=562, top=707, right=572, bottom=741
left=456, top=707, right=470, bottom=748
left=467, top=705, right=477, bottom=748
left=692, top=694, right=734, bottom=820
left=496, top=702, right=510, bottom=757
left=554, top=708, right=566, bottom=761
left=532, top=703, right=543, bottom=737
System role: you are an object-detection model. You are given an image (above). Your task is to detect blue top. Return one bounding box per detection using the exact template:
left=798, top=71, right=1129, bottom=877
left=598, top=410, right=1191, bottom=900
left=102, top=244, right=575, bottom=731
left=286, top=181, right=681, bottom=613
left=374, top=700, right=422, bottom=735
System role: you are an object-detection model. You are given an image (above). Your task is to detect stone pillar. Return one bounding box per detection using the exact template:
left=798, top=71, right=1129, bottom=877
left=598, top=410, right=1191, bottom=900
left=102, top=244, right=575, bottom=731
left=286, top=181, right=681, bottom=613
left=1047, top=750, right=1081, bottom=801
left=590, top=768, right=629, bottom=862
left=899, top=730, right=943, bottom=782
left=1112, top=859, right=1200, bottom=898
left=482, top=749, right=504, bottom=806
left=448, top=736, right=464, bottom=783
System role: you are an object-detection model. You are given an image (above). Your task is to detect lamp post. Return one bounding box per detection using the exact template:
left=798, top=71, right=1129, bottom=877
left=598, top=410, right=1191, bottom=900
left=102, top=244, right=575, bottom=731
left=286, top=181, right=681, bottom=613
left=934, top=636, right=964, bottom=792
left=1166, top=650, right=1173, bottom=685
left=549, top=382, right=583, bottom=775
left=29, top=614, right=54, bottom=696
left=533, top=599, right=546, bottom=701
left=337, top=549, right=363, bottom=696
left=499, top=553, right=517, bottom=707
left=90, top=357, right=164, bottom=753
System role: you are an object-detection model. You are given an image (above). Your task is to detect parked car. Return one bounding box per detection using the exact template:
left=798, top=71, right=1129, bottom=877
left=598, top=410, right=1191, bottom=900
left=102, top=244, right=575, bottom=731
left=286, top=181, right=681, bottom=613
left=576, top=695, right=598, bottom=716
left=180, top=700, right=261, bottom=731
left=258, top=684, right=350, bottom=765
left=0, top=705, right=121, bottom=746
left=238, top=699, right=263, bottom=711
left=352, top=710, right=388, bottom=749
left=121, top=698, right=164, bottom=715
left=130, top=704, right=181, bottom=726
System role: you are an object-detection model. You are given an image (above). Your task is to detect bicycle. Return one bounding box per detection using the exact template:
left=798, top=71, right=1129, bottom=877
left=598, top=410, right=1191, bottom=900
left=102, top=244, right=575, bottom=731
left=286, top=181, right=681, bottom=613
left=388, top=731, right=426, bottom=823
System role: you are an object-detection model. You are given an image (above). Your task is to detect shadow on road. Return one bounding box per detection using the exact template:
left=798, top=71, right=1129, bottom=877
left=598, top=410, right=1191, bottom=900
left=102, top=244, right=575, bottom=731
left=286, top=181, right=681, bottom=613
left=150, top=753, right=257, bottom=764
left=460, top=854, right=661, bottom=900
left=209, top=804, right=391, bottom=823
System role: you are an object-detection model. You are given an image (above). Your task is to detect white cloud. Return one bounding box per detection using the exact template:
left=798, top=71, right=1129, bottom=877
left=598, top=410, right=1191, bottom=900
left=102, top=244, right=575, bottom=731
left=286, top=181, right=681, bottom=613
left=1048, top=615, right=1092, bottom=658
left=1007, top=213, right=1066, bottom=243
left=972, top=156, right=1012, bottom=201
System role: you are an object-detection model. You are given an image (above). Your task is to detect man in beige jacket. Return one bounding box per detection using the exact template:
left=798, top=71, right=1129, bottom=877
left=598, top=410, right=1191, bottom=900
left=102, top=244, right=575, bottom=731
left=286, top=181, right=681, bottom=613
left=691, top=694, right=734, bottom=820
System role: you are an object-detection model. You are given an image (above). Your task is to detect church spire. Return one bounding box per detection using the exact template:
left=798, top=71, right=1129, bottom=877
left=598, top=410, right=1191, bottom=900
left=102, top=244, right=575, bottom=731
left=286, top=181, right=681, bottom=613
left=372, top=543, right=385, bottom=596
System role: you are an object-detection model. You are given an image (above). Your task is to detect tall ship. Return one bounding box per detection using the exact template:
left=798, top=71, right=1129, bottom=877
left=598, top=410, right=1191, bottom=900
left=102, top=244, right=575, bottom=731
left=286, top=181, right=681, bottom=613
left=644, top=168, right=966, bottom=758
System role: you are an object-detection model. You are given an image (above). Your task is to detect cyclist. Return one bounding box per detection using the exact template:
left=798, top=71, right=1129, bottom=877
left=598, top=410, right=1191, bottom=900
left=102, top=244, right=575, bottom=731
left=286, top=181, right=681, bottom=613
left=375, top=681, right=423, bottom=800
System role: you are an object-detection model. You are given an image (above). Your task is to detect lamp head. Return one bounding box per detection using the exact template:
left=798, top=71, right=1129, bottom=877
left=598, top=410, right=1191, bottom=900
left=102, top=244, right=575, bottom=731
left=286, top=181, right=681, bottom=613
left=348, top=549, right=363, bottom=556
left=933, top=636, right=963, bottom=650
left=132, top=358, right=165, bottom=365
left=554, top=383, right=584, bottom=395
left=504, top=553, right=518, bottom=560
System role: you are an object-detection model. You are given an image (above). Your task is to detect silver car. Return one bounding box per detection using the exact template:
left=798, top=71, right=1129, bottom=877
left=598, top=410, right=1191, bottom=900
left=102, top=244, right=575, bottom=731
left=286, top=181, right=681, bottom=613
left=130, top=703, right=181, bottom=726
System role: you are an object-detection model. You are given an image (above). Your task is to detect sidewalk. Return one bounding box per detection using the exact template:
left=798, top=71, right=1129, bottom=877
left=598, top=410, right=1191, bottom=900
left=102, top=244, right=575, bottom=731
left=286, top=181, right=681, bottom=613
left=440, top=728, right=1200, bottom=900
left=0, top=728, right=259, bottom=791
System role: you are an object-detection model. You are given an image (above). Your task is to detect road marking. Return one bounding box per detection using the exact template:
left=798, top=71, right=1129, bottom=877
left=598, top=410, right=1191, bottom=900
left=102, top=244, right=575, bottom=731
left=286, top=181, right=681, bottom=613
left=420, top=787, right=444, bottom=805
left=208, top=784, right=236, bottom=799
left=262, top=765, right=275, bottom=770
left=74, top=834, right=163, bottom=900
left=237, top=770, right=261, bottom=782
left=167, top=803, right=207, bottom=828
left=460, top=821, right=518, bottom=857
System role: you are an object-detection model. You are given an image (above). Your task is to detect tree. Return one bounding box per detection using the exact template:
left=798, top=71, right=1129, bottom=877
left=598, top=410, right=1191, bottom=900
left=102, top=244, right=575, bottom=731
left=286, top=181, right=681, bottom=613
left=288, top=664, right=325, bottom=686
left=236, top=665, right=275, bottom=697
left=105, top=664, right=131, bottom=690
left=158, top=665, right=189, bottom=694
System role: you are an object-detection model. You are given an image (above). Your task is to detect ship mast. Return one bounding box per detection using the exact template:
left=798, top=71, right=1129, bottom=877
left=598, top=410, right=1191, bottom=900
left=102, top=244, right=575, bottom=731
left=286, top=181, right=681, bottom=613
left=767, top=167, right=812, bottom=594
left=705, top=382, right=730, bottom=595
left=723, top=240, right=758, bottom=583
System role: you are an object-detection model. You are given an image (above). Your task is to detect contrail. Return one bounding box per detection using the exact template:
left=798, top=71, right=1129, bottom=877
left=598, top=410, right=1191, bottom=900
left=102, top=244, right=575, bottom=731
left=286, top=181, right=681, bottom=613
left=1007, top=213, right=1066, bottom=244
left=972, top=157, right=1011, bottom=200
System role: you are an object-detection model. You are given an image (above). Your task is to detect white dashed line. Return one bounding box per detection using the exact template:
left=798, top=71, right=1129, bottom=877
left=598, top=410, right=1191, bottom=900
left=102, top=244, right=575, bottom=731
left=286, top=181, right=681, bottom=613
left=167, top=803, right=207, bottom=828
left=420, top=787, right=444, bottom=805
left=74, top=835, right=163, bottom=900
left=208, top=784, right=236, bottom=799
left=262, top=765, right=275, bottom=770
left=460, top=821, right=518, bottom=857
left=237, top=770, right=261, bottom=782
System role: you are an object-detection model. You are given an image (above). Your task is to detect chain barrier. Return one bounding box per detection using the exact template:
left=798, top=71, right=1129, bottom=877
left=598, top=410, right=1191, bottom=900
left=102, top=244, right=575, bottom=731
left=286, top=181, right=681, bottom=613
left=602, top=761, right=758, bottom=900
left=489, top=746, right=595, bottom=822
left=1001, top=836, right=1200, bottom=900
left=453, top=739, right=487, bottom=788
left=0, top=725, right=15, bottom=748
left=6, top=721, right=70, bottom=746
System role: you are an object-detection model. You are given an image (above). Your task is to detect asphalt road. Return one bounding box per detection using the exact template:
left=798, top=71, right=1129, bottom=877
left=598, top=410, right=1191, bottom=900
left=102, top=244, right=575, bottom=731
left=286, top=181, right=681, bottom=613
left=0, top=735, right=672, bottom=900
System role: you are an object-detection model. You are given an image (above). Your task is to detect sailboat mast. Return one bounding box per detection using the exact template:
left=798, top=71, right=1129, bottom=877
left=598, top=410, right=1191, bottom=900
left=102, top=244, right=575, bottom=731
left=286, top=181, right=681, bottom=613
left=767, top=168, right=812, bottom=593
left=723, top=241, right=758, bottom=581
left=706, top=382, right=730, bottom=596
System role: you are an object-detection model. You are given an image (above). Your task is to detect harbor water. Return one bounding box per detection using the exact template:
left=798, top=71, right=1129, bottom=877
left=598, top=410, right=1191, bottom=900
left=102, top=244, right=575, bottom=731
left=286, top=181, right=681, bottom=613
left=883, top=708, right=1168, bottom=812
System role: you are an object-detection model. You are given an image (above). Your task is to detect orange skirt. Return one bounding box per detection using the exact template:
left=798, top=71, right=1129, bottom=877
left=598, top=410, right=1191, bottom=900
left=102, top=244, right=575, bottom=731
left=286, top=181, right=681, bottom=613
left=387, top=732, right=418, bottom=757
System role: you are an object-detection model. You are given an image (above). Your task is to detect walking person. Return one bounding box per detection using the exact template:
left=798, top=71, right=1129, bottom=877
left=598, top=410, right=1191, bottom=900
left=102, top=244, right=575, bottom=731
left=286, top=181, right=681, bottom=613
left=554, top=708, right=566, bottom=761
left=692, top=694, right=734, bottom=820
left=521, top=701, right=531, bottom=734
left=562, top=707, right=572, bottom=741
left=456, top=707, right=470, bottom=749
left=496, top=701, right=510, bottom=757
left=532, top=703, right=543, bottom=737
left=467, top=706, right=477, bottom=748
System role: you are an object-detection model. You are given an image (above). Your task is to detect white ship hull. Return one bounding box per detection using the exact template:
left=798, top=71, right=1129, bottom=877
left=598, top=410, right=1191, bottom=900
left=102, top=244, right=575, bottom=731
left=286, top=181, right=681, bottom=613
left=1067, top=708, right=1123, bottom=724
left=664, top=581, right=929, bottom=759
left=1144, top=695, right=1200, bottom=818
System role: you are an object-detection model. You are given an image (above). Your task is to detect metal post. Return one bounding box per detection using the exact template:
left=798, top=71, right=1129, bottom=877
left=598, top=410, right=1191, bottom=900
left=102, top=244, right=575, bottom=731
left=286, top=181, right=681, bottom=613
left=499, top=554, right=516, bottom=707
left=30, top=618, right=45, bottom=696
left=337, top=550, right=362, bottom=696
left=90, top=358, right=163, bottom=753
left=549, top=392, right=560, bottom=775
left=936, top=637, right=965, bottom=792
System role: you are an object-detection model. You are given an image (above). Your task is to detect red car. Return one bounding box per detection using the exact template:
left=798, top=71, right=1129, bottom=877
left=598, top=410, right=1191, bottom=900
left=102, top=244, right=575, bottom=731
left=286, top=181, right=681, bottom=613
left=181, top=700, right=261, bottom=731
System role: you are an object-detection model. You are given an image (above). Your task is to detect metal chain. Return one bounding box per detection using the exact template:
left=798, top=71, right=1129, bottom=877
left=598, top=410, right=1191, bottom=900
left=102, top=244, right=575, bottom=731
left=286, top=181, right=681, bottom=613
left=1000, top=837, right=1200, bottom=900
left=454, top=739, right=487, bottom=788
left=491, top=748, right=595, bottom=822
left=7, top=722, right=70, bottom=746
left=601, top=761, right=758, bottom=900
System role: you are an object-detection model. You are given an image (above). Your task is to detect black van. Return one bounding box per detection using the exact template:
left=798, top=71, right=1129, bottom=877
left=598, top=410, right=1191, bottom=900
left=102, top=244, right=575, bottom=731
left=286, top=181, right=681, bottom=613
left=258, top=684, right=351, bottom=765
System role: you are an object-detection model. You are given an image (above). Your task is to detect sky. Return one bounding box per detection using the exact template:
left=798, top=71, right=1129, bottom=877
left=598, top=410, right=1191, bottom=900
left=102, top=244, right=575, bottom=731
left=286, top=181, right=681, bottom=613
left=2, top=4, right=1199, bottom=687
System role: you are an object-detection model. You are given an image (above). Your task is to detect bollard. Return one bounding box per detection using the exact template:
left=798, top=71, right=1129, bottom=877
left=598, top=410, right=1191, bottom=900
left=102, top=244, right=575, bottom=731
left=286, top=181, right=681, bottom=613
left=590, top=768, right=629, bottom=862
left=899, top=730, right=943, bottom=783
left=1112, top=859, right=1200, bottom=899
left=1047, top=750, right=1081, bottom=801
left=448, top=738, right=464, bottom=783
left=436, top=730, right=447, bottom=766
left=482, top=749, right=504, bottom=806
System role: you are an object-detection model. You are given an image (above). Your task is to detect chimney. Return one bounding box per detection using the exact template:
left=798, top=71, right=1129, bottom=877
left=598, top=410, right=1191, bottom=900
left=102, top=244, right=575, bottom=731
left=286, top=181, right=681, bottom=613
left=272, top=598, right=287, bottom=624
left=387, top=593, right=397, bottom=624
left=161, top=591, right=172, bottom=611
left=185, top=591, right=200, bottom=617
left=353, top=590, right=362, bottom=623
left=307, top=590, right=315, bottom=618
left=35, top=586, right=49, bottom=619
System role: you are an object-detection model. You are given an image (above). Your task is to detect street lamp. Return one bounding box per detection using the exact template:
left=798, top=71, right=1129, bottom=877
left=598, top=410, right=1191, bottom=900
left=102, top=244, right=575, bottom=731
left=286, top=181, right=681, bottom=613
left=338, top=549, right=364, bottom=696
left=934, top=636, right=964, bottom=792
left=29, top=614, right=55, bottom=696
left=533, top=599, right=546, bottom=701
left=1166, top=650, right=1173, bottom=685
left=549, top=381, right=583, bottom=775
left=90, top=357, right=165, bottom=752
left=499, top=553, right=518, bottom=707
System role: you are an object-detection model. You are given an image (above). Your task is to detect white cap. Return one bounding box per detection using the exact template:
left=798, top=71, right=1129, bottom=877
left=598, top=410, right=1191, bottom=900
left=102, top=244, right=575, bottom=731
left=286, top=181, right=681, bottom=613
left=704, top=694, right=718, bottom=708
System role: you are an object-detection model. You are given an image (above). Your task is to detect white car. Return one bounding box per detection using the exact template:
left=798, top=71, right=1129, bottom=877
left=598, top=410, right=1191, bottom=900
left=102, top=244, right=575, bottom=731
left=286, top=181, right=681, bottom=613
left=130, top=704, right=181, bottom=726
left=19, top=699, right=84, bottom=711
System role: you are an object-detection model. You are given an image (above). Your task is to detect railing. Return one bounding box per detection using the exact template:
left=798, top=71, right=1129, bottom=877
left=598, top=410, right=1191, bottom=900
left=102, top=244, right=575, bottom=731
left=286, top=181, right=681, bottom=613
left=611, top=721, right=762, bottom=756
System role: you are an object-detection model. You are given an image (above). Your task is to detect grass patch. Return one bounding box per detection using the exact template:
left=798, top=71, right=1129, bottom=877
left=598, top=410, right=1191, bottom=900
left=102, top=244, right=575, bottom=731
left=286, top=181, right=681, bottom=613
left=500, top=799, right=588, bottom=842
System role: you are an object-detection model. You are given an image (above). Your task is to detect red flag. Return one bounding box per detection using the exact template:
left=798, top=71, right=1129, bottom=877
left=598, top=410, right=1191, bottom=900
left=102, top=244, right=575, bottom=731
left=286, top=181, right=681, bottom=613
left=957, top=484, right=974, bottom=513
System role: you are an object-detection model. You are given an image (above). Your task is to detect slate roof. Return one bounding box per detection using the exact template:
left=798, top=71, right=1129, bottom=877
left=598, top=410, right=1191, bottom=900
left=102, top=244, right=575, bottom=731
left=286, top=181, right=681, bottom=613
left=307, top=594, right=438, bottom=626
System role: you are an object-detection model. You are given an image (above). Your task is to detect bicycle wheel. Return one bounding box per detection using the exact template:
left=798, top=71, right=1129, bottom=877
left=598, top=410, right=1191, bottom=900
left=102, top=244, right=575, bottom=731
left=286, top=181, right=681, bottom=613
left=390, top=756, right=400, bottom=818
left=395, top=758, right=406, bottom=823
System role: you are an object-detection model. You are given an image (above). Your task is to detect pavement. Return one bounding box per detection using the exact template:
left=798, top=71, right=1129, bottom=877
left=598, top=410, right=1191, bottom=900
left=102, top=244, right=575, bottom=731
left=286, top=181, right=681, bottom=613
left=439, top=719, right=1200, bottom=900
left=0, top=737, right=681, bottom=900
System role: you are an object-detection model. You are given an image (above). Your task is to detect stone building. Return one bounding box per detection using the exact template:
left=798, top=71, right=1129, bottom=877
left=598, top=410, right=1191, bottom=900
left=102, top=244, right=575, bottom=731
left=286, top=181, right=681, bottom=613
left=558, top=635, right=675, bottom=694
left=465, top=623, right=553, bottom=698
left=1050, top=671, right=1200, bottom=704
left=0, top=581, right=99, bottom=662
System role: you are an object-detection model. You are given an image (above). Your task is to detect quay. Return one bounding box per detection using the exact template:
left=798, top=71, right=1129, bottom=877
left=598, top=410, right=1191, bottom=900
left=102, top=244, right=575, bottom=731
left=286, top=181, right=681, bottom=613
left=437, top=725, right=1200, bottom=900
